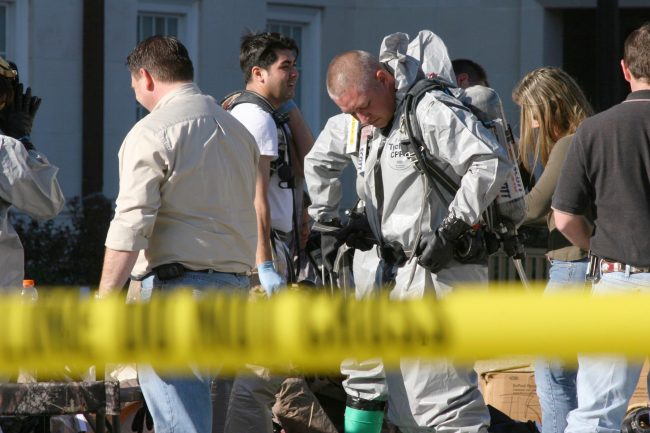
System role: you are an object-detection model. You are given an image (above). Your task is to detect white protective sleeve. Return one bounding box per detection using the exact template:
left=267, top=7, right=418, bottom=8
left=304, top=114, right=357, bottom=222
left=0, top=136, right=65, bottom=288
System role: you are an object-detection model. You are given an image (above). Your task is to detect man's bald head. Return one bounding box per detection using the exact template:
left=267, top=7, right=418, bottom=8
left=327, top=50, right=383, bottom=99
left=326, top=50, right=397, bottom=129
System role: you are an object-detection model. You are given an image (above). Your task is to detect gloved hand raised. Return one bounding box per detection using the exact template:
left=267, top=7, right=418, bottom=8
left=416, top=216, right=471, bottom=273
left=335, top=213, right=377, bottom=252
left=257, top=260, right=285, bottom=296
left=0, top=80, right=42, bottom=139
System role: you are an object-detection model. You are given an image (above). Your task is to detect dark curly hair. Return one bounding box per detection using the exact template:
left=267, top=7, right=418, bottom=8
left=239, top=32, right=298, bottom=84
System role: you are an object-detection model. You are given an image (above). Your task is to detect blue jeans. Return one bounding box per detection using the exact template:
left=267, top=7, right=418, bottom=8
left=565, top=270, right=650, bottom=433
left=139, top=271, right=250, bottom=433
left=536, top=258, right=588, bottom=433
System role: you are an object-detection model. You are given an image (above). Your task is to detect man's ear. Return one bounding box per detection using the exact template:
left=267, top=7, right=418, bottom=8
left=251, top=65, right=266, bottom=83
left=621, top=59, right=633, bottom=83
left=376, top=68, right=391, bottom=88
left=140, top=68, right=155, bottom=91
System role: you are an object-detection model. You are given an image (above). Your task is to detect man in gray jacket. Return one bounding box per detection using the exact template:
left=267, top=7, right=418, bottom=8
left=0, top=57, right=64, bottom=288
left=326, top=31, right=512, bottom=433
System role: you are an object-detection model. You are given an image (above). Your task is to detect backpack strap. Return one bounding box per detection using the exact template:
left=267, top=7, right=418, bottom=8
left=225, top=90, right=289, bottom=127
left=402, top=78, right=462, bottom=198
left=223, top=90, right=294, bottom=184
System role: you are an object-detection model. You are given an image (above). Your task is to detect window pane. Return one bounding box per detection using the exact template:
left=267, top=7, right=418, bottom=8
left=292, top=27, right=302, bottom=53
left=0, top=5, right=6, bottom=58
left=167, top=18, right=178, bottom=37
left=139, top=14, right=180, bottom=41
left=155, top=17, right=165, bottom=35
left=140, top=16, right=153, bottom=40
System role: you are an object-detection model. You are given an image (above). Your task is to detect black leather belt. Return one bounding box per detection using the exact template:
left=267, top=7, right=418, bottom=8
left=187, top=268, right=251, bottom=276
left=153, top=263, right=250, bottom=281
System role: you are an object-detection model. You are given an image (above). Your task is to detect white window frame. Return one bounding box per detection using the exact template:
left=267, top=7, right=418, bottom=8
left=0, top=0, right=29, bottom=83
left=137, top=0, right=199, bottom=81
left=268, top=4, right=322, bottom=132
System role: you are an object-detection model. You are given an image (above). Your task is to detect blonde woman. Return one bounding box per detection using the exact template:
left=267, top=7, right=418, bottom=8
left=513, top=67, right=593, bottom=433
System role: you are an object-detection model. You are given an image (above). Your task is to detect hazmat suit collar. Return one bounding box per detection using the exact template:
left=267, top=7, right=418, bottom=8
left=379, top=30, right=456, bottom=107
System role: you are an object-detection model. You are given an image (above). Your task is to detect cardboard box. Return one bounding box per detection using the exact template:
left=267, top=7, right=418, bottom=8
left=478, top=360, right=649, bottom=424
left=480, top=366, right=541, bottom=423
left=628, top=360, right=649, bottom=408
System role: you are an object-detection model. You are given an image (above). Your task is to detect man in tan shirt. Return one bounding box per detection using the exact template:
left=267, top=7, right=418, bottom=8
left=98, top=35, right=259, bottom=433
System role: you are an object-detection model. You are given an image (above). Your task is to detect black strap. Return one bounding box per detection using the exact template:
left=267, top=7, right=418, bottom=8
left=403, top=78, right=501, bottom=200
left=403, top=79, right=512, bottom=244
left=224, top=90, right=289, bottom=126
left=371, top=136, right=388, bottom=246
left=270, top=229, right=298, bottom=283
left=403, top=78, right=462, bottom=199
left=226, top=90, right=293, bottom=184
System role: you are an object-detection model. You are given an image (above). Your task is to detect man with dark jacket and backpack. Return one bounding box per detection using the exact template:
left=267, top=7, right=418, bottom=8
left=326, top=31, right=513, bottom=433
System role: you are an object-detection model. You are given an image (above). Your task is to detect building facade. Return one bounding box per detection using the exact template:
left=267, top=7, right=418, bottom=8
left=1, top=0, right=647, bottom=204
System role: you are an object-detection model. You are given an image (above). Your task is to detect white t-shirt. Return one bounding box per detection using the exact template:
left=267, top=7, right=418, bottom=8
left=231, top=103, right=294, bottom=233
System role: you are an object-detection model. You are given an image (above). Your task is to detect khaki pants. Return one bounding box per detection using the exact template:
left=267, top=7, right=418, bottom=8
left=224, top=368, right=337, bottom=433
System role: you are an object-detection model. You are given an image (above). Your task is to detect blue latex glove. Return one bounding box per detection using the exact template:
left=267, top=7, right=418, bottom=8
left=258, top=260, right=284, bottom=296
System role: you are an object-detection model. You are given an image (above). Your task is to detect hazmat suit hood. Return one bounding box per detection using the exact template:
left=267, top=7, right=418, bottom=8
left=379, top=30, right=457, bottom=105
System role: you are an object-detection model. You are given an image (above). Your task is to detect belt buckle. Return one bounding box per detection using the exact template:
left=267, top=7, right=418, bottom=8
left=600, top=260, right=622, bottom=274
left=599, top=260, right=641, bottom=274
left=600, top=261, right=611, bottom=274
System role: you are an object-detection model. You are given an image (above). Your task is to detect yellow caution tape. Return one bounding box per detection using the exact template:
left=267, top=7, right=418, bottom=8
left=0, top=285, right=649, bottom=375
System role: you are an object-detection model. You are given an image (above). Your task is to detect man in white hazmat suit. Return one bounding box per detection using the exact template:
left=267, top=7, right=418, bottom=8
left=326, top=31, right=513, bottom=433
left=0, top=57, right=64, bottom=288
left=306, top=59, right=522, bottom=433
